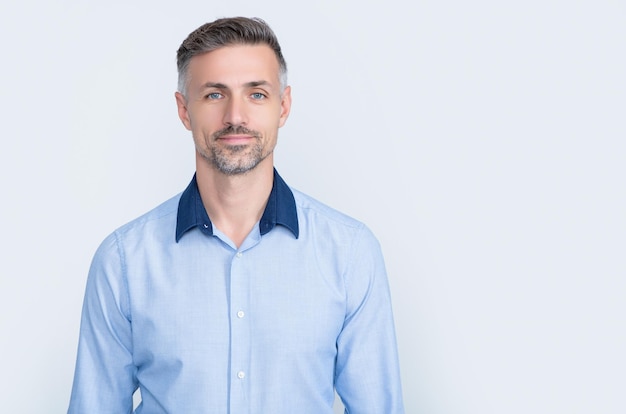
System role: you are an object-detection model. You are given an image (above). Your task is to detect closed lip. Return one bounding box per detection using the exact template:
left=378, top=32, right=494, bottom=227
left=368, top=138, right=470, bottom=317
left=217, top=134, right=255, bottom=143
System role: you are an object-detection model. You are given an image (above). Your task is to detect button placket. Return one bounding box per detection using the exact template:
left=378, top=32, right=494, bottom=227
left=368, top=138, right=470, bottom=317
left=229, top=247, right=251, bottom=412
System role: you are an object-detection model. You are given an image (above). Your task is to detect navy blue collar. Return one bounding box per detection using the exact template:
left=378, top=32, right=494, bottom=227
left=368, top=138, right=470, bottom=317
left=176, top=169, right=299, bottom=242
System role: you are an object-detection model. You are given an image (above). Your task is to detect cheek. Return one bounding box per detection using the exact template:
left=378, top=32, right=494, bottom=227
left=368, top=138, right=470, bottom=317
left=190, top=116, right=220, bottom=135
left=189, top=105, right=223, bottom=127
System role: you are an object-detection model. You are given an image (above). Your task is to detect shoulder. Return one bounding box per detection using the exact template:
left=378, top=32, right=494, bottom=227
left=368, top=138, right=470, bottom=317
left=290, top=188, right=387, bottom=301
left=117, top=193, right=180, bottom=236
left=95, top=193, right=182, bottom=257
left=291, top=188, right=380, bottom=249
left=292, top=188, right=364, bottom=230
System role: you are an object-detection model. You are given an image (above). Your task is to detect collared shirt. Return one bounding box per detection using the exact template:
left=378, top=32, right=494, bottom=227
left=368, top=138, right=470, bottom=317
left=68, top=169, right=404, bottom=413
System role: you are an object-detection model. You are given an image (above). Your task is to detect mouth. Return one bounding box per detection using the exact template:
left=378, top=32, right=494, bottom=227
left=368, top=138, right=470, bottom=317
left=216, top=134, right=255, bottom=145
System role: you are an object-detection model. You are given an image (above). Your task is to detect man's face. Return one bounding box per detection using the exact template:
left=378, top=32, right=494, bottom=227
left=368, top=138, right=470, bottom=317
left=175, top=44, right=291, bottom=176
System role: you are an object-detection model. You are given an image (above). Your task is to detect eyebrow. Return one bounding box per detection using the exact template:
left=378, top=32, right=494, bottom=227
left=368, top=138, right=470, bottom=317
left=245, top=80, right=271, bottom=88
left=202, top=82, right=228, bottom=90
left=201, top=80, right=272, bottom=90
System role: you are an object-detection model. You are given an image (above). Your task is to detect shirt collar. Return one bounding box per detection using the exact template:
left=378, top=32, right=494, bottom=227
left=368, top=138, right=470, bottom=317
left=176, top=169, right=299, bottom=242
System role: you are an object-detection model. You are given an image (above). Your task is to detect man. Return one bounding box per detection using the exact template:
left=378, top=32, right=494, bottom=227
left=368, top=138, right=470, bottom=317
left=68, top=17, right=404, bottom=413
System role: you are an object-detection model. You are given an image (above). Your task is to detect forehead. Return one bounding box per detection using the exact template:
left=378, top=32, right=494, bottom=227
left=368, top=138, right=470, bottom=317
left=187, top=44, right=280, bottom=87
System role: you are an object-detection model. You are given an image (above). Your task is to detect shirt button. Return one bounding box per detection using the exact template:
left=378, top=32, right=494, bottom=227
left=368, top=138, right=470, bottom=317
left=237, top=371, right=245, bottom=379
left=237, top=310, right=245, bottom=318
left=203, top=224, right=209, bottom=229
left=236, top=252, right=243, bottom=258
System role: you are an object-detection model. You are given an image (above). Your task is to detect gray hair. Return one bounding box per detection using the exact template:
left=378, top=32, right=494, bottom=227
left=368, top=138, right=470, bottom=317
left=176, top=17, right=288, bottom=96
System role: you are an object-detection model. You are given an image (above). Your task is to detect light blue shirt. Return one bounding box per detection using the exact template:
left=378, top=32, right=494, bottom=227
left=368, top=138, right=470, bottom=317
left=68, top=170, right=404, bottom=413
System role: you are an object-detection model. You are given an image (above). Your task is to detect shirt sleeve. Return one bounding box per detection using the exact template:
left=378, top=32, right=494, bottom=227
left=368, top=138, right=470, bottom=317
left=68, top=231, right=137, bottom=413
left=334, top=225, right=405, bottom=413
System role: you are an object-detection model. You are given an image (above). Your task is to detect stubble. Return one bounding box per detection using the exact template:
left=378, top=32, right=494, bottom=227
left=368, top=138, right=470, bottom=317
left=198, top=125, right=268, bottom=176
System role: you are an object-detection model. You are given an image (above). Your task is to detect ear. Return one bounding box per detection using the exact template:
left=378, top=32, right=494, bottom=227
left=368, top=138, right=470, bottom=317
left=175, top=92, right=192, bottom=131
left=278, top=86, right=292, bottom=128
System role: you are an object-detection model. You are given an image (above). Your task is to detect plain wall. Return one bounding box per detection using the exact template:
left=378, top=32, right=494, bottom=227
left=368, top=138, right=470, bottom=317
left=1, top=0, right=624, bottom=412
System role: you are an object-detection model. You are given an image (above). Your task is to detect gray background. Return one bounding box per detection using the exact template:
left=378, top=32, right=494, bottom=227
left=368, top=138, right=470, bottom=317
left=1, top=0, right=624, bottom=413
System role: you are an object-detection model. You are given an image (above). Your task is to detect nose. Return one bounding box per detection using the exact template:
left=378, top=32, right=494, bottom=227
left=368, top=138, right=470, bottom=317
left=223, top=95, right=247, bottom=126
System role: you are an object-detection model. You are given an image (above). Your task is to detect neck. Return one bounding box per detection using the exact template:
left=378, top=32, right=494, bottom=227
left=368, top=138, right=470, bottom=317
left=195, top=156, right=274, bottom=248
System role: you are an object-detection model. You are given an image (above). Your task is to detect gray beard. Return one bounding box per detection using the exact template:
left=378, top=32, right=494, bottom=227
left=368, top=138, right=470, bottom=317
left=206, top=142, right=266, bottom=176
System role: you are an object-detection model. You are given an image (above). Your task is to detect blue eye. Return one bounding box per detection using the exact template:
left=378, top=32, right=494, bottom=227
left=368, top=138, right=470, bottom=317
left=206, top=92, right=222, bottom=100
left=251, top=92, right=266, bottom=100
